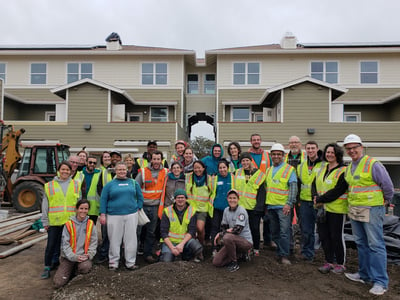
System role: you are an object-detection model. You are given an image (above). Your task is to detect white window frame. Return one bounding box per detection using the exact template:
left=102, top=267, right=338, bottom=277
left=150, top=106, right=168, bottom=122
left=204, top=74, right=215, bottom=94
left=253, top=112, right=263, bottom=122
left=45, top=111, right=56, bottom=121
left=344, top=112, right=361, bottom=122
left=126, top=112, right=143, bottom=122
left=310, top=61, right=339, bottom=84
left=187, top=74, right=199, bottom=94
left=30, top=62, right=47, bottom=85
left=231, top=106, right=251, bottom=122
left=141, top=62, right=168, bottom=85
left=67, top=62, right=93, bottom=83
left=233, top=62, right=260, bottom=85
left=360, top=61, right=378, bottom=84
left=0, top=62, right=6, bottom=83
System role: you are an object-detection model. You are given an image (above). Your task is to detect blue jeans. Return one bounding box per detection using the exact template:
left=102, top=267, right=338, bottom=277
left=160, top=238, right=202, bottom=262
left=138, top=205, right=159, bottom=257
left=299, top=200, right=316, bottom=259
left=268, top=208, right=291, bottom=257
left=351, top=206, right=388, bottom=288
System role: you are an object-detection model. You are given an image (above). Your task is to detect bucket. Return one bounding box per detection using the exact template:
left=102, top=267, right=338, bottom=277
left=0, top=209, right=8, bottom=221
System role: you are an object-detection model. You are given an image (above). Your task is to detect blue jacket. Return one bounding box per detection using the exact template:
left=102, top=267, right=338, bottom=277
left=202, top=143, right=224, bottom=175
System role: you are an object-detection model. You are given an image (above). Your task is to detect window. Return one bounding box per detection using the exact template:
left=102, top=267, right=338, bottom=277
left=34, top=148, right=56, bottom=174
left=30, top=63, right=47, bottom=84
left=45, top=111, right=56, bottom=121
left=233, top=62, right=260, bottom=85
left=187, top=74, right=199, bottom=94
left=253, top=112, right=263, bottom=122
left=344, top=112, right=361, bottom=122
left=311, top=61, right=338, bottom=83
left=360, top=61, right=378, bottom=84
left=150, top=107, right=168, bottom=122
left=142, top=63, right=167, bottom=85
left=67, top=63, right=93, bottom=83
left=0, top=63, right=5, bottom=83
left=204, top=74, right=215, bottom=94
left=232, top=106, right=250, bottom=122
left=126, top=112, right=143, bottom=122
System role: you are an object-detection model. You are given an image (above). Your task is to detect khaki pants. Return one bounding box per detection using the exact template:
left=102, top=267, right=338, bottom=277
left=53, top=257, right=92, bottom=288
left=212, top=233, right=252, bottom=267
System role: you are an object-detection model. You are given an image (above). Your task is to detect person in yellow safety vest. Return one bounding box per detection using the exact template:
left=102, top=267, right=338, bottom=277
left=135, top=150, right=168, bottom=264
left=234, top=152, right=265, bottom=256
left=316, top=134, right=394, bottom=296
left=69, top=155, right=86, bottom=196
left=53, top=199, right=97, bottom=288
left=159, top=189, right=203, bottom=262
left=41, top=161, right=81, bottom=279
left=132, top=140, right=169, bottom=178
left=185, top=160, right=215, bottom=261
left=265, top=143, right=297, bottom=265
left=297, top=140, right=323, bottom=262
left=82, top=156, right=101, bottom=224
left=312, top=143, right=348, bottom=275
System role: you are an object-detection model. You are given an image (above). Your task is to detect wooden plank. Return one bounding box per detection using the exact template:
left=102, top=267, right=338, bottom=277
left=0, top=211, right=40, bottom=224
left=0, top=234, right=47, bottom=258
left=0, top=222, right=33, bottom=237
left=0, top=213, right=41, bottom=229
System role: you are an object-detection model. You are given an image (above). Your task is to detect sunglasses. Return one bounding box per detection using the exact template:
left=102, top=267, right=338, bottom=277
left=88, top=161, right=97, bottom=165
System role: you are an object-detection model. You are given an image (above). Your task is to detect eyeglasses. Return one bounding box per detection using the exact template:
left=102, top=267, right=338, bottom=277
left=345, top=145, right=361, bottom=151
left=88, top=161, right=97, bottom=165
left=69, top=161, right=79, bottom=164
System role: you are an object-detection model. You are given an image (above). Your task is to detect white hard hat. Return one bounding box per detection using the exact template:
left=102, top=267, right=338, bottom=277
left=343, top=134, right=362, bottom=145
left=270, top=143, right=285, bottom=153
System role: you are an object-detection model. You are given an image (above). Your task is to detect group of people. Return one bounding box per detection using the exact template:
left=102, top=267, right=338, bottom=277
left=39, top=134, right=394, bottom=296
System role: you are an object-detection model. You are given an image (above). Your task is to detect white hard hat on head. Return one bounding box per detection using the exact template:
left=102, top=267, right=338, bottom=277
left=343, top=134, right=362, bottom=145
left=270, top=143, right=285, bottom=153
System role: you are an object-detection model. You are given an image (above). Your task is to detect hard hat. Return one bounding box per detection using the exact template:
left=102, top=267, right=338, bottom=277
left=270, top=143, right=285, bottom=153
left=343, top=134, right=362, bottom=145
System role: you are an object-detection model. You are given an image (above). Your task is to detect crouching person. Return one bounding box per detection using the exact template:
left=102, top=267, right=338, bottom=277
left=213, top=189, right=253, bottom=272
left=53, top=199, right=97, bottom=288
left=160, top=189, right=203, bottom=262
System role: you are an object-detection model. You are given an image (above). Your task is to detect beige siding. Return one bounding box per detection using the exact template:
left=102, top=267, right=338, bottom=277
left=186, top=95, right=215, bottom=114
left=344, top=105, right=387, bottom=121
left=387, top=101, right=400, bottom=121
left=125, top=89, right=181, bottom=101
left=336, top=88, right=400, bottom=101
left=6, top=88, right=62, bottom=101
left=4, top=99, right=18, bottom=120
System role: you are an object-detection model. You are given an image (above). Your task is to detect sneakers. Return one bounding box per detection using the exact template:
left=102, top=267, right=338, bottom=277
left=253, top=249, right=260, bottom=257
left=331, top=265, right=346, bottom=274
left=108, top=266, right=118, bottom=271
left=144, top=256, right=157, bottom=264
left=194, top=253, right=204, bottom=263
left=125, top=265, right=139, bottom=271
left=318, top=263, right=333, bottom=274
left=226, top=261, right=240, bottom=272
left=40, top=267, right=51, bottom=279
left=281, top=257, right=291, bottom=265
left=369, top=284, right=387, bottom=296
left=212, top=249, right=218, bottom=258
left=345, top=272, right=366, bottom=284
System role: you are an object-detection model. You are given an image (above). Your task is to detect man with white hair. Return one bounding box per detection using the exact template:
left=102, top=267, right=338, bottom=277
left=316, top=134, right=394, bottom=296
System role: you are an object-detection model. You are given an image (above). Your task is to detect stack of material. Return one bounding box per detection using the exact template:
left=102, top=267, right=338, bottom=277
left=0, top=211, right=47, bottom=258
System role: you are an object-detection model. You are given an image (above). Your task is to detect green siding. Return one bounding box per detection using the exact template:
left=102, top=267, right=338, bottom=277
left=5, top=88, right=62, bottom=101
left=337, top=88, right=400, bottom=101
left=125, top=89, right=181, bottom=101
left=344, top=105, right=387, bottom=121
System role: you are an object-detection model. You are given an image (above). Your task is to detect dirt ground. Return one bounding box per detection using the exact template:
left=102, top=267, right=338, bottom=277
left=0, top=212, right=399, bottom=300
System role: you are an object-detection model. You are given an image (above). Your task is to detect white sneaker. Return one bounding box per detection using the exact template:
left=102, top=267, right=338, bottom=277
left=369, top=284, right=387, bottom=296
left=345, top=272, right=365, bottom=284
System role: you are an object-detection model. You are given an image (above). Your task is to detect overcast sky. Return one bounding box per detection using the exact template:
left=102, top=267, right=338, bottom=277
left=2, top=0, right=399, bottom=140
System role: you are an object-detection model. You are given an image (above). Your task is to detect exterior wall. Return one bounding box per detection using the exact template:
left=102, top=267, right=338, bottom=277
left=3, top=100, right=54, bottom=120
left=186, top=95, right=215, bottom=114
left=387, top=101, right=400, bottom=121
left=344, top=105, right=387, bottom=121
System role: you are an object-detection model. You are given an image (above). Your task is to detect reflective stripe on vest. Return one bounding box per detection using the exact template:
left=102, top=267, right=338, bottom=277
left=265, top=163, right=294, bottom=205
left=234, top=168, right=265, bottom=210
left=164, top=205, right=195, bottom=243
left=65, top=219, right=94, bottom=254
left=345, top=155, right=384, bottom=206
left=298, top=160, right=322, bottom=201
left=251, top=150, right=271, bottom=173
left=87, top=172, right=101, bottom=216
left=185, top=173, right=214, bottom=216
left=141, top=167, right=168, bottom=200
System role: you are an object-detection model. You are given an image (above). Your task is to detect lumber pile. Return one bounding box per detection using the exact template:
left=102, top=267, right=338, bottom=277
left=0, top=210, right=47, bottom=258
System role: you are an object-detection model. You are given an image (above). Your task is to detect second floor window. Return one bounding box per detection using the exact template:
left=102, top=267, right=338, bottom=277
left=0, top=63, right=5, bottom=83
left=360, top=61, right=378, bottom=84
left=204, top=74, right=215, bottom=94
left=232, top=106, right=250, bottom=122
left=31, top=63, right=47, bottom=84
left=233, top=62, right=260, bottom=85
left=187, top=74, right=199, bottom=94
left=67, top=63, right=93, bottom=83
left=150, top=106, right=168, bottom=122
left=142, top=63, right=167, bottom=85
left=311, top=61, right=338, bottom=83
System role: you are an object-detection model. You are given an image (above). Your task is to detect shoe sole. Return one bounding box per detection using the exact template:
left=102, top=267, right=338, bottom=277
left=344, top=273, right=365, bottom=284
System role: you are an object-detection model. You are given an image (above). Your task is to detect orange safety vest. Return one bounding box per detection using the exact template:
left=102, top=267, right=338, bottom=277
left=157, top=175, right=171, bottom=219
left=65, top=219, right=94, bottom=254
left=141, top=167, right=168, bottom=200
left=250, top=150, right=271, bottom=173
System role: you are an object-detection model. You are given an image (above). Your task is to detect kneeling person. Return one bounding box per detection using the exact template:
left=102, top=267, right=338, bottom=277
left=213, top=189, right=253, bottom=272
left=160, top=189, right=203, bottom=262
left=53, top=199, right=97, bottom=288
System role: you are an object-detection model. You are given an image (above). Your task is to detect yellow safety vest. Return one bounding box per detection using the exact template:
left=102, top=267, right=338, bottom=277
left=284, top=151, right=306, bottom=166
left=45, top=179, right=80, bottom=226
left=65, top=219, right=94, bottom=254
left=161, top=205, right=196, bottom=244
left=265, top=163, right=295, bottom=206
left=137, top=158, right=167, bottom=169
left=73, top=171, right=85, bottom=187
left=315, top=164, right=348, bottom=214
left=86, top=172, right=101, bottom=216
left=101, top=166, right=113, bottom=187
left=234, top=168, right=265, bottom=210
left=298, top=160, right=323, bottom=201
left=345, top=155, right=384, bottom=207
left=185, top=173, right=214, bottom=217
